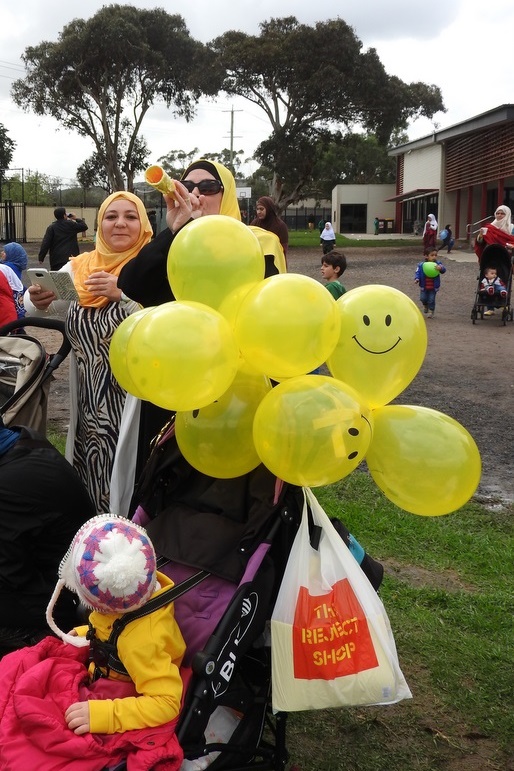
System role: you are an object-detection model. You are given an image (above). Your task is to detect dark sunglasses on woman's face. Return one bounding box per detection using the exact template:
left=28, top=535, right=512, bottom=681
left=182, top=179, right=224, bottom=196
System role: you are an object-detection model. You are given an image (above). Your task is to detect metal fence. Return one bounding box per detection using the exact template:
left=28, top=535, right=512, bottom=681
left=0, top=199, right=333, bottom=242
left=283, top=207, right=332, bottom=230
left=0, top=201, right=26, bottom=243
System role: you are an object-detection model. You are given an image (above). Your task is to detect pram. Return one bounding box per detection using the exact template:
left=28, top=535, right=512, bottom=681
left=104, top=418, right=383, bottom=771
left=471, top=243, right=513, bottom=325
left=0, top=316, right=71, bottom=434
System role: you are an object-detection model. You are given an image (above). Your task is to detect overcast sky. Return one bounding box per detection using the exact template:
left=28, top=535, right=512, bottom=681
left=1, top=0, right=513, bottom=186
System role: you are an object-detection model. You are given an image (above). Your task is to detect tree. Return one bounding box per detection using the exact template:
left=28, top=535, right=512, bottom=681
left=77, top=153, right=111, bottom=195
left=307, top=132, right=398, bottom=200
left=77, top=129, right=149, bottom=194
left=211, top=17, right=445, bottom=209
left=0, top=123, right=16, bottom=201
left=11, top=5, right=217, bottom=192
left=156, top=148, right=246, bottom=180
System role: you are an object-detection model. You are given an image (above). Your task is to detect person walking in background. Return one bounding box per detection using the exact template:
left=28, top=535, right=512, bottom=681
left=1, top=242, right=28, bottom=281
left=415, top=247, right=446, bottom=319
left=374, top=216, right=380, bottom=235
left=422, top=213, right=438, bottom=251
left=320, top=222, right=336, bottom=254
left=250, top=196, right=289, bottom=257
left=24, top=192, right=153, bottom=514
left=438, top=224, right=455, bottom=254
left=38, top=208, right=88, bottom=270
left=320, top=250, right=347, bottom=299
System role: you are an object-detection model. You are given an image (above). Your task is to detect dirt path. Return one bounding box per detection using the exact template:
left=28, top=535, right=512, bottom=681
left=20, top=241, right=514, bottom=507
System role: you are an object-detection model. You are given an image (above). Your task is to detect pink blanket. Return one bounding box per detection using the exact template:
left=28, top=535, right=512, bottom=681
left=0, top=636, right=183, bottom=771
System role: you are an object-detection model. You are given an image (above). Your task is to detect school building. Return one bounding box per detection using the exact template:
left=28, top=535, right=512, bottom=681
left=332, top=104, right=514, bottom=241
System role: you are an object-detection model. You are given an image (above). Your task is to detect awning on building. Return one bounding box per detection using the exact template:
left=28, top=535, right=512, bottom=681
left=384, top=188, right=439, bottom=202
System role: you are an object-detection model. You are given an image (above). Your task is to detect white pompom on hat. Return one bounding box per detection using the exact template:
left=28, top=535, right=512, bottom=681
left=46, top=515, right=157, bottom=647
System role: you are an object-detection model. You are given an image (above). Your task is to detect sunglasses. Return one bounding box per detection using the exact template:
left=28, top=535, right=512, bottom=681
left=182, top=179, right=224, bottom=196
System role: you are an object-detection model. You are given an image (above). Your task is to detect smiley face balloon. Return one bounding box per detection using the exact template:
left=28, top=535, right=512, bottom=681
left=252, top=375, right=373, bottom=487
left=327, top=285, right=428, bottom=408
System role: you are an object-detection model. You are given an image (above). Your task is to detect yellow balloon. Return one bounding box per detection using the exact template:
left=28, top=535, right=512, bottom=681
left=366, top=405, right=481, bottom=516
left=327, top=285, right=427, bottom=408
left=217, top=282, right=259, bottom=328
left=234, top=274, right=341, bottom=379
left=125, top=301, right=239, bottom=411
left=175, top=363, right=272, bottom=478
left=109, top=307, right=155, bottom=398
left=253, top=375, right=373, bottom=487
left=167, top=216, right=265, bottom=310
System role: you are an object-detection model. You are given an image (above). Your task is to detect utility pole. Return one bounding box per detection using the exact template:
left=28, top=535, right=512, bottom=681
left=223, top=106, right=242, bottom=168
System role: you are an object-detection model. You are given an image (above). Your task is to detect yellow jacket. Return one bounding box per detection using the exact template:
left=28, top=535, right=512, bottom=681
left=76, top=571, right=186, bottom=734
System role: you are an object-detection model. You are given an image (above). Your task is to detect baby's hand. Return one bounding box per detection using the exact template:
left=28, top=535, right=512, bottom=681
left=65, top=701, right=90, bottom=735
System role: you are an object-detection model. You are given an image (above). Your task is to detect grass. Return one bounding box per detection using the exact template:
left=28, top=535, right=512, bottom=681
left=285, top=470, right=514, bottom=770
left=47, top=423, right=66, bottom=454
left=288, top=229, right=420, bottom=249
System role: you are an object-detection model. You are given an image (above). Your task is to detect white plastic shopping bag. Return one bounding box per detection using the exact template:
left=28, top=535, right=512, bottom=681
left=271, top=487, right=412, bottom=711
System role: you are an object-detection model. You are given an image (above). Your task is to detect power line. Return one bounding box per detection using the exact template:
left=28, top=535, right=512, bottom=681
left=0, top=60, right=25, bottom=70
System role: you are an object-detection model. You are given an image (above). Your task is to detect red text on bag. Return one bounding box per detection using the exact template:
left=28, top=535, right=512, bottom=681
left=293, top=578, right=378, bottom=680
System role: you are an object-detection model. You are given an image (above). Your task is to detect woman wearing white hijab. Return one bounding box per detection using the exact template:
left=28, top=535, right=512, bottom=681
left=423, top=213, right=438, bottom=250
left=475, top=204, right=514, bottom=258
left=320, top=222, right=336, bottom=254
left=489, top=205, right=514, bottom=235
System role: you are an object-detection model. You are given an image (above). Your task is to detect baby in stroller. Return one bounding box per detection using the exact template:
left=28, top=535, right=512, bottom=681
left=471, top=243, right=513, bottom=323
left=479, top=267, right=507, bottom=315
left=0, top=515, right=186, bottom=769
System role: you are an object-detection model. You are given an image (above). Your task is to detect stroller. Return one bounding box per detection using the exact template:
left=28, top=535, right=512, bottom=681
left=471, top=244, right=513, bottom=325
left=0, top=316, right=71, bottom=434
left=104, top=418, right=383, bottom=771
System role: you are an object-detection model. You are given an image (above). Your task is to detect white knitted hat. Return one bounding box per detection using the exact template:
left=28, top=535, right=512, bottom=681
left=46, top=515, right=157, bottom=647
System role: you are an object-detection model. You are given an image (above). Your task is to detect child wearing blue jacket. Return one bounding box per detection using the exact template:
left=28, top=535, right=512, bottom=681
left=414, top=248, right=446, bottom=318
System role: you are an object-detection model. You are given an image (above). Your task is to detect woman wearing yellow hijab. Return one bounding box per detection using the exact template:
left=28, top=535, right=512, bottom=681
left=25, top=192, right=153, bottom=513
left=113, top=159, right=276, bottom=515
left=118, top=159, right=241, bottom=307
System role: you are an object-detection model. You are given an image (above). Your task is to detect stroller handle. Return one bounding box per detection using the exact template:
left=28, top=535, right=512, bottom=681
left=0, top=317, right=72, bottom=368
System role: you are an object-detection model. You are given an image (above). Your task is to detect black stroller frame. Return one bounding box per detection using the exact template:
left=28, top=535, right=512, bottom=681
left=101, top=418, right=307, bottom=771
left=106, top=460, right=301, bottom=771
left=104, top=413, right=384, bottom=771
left=471, top=243, right=513, bottom=325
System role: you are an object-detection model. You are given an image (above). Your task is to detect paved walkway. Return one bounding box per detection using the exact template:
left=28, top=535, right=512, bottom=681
left=345, top=232, right=477, bottom=262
